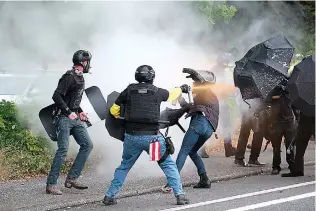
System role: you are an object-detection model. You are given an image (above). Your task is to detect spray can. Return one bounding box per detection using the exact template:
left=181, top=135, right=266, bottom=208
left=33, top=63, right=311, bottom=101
left=188, top=86, right=193, bottom=104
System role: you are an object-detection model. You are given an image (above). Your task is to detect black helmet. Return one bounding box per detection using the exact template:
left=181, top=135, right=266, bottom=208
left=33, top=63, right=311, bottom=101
left=72, top=50, right=92, bottom=73
left=135, top=65, right=155, bottom=83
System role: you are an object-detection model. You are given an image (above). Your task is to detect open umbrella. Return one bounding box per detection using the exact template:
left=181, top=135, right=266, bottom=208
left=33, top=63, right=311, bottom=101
left=287, top=55, right=315, bottom=117
left=234, top=36, right=295, bottom=101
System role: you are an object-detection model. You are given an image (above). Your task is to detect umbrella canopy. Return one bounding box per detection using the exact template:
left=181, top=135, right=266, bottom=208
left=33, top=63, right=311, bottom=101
left=287, top=55, right=315, bottom=117
left=234, top=36, right=295, bottom=101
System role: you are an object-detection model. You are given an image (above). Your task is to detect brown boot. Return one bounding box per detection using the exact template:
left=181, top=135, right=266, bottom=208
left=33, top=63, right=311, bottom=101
left=64, top=178, right=88, bottom=189
left=46, top=185, right=62, bottom=195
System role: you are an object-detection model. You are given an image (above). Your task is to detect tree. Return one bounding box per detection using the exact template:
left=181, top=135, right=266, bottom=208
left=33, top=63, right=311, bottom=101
left=195, top=1, right=237, bottom=25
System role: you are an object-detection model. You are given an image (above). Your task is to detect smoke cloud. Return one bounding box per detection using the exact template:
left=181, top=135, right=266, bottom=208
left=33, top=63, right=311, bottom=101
left=0, top=1, right=306, bottom=178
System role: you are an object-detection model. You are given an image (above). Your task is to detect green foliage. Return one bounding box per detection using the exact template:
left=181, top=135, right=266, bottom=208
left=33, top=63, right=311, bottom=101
left=0, top=100, right=72, bottom=180
left=295, top=1, right=315, bottom=56
left=195, top=1, right=237, bottom=25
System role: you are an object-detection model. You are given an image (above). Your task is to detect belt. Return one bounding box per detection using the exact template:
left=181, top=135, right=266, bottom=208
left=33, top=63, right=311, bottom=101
left=126, top=130, right=158, bottom=135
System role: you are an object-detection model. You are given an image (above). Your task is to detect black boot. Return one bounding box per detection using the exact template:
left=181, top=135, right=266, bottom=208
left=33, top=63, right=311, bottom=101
left=234, top=158, right=250, bottom=167
left=224, top=143, right=236, bottom=157
left=271, top=166, right=281, bottom=175
left=281, top=172, right=304, bottom=177
left=64, top=178, right=88, bottom=189
left=248, top=159, right=266, bottom=166
left=176, top=194, right=190, bottom=205
left=193, top=173, right=211, bottom=188
left=103, top=195, right=117, bottom=206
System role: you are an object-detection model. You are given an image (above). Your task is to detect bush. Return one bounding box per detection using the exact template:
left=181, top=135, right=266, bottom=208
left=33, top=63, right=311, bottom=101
left=0, top=100, right=72, bottom=180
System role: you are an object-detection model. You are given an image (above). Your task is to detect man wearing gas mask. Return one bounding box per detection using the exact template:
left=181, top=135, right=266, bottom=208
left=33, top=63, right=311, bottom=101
left=46, top=50, right=94, bottom=195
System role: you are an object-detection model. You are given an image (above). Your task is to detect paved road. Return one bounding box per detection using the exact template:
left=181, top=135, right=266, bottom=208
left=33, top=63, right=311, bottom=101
left=60, top=165, right=315, bottom=211
left=0, top=141, right=314, bottom=211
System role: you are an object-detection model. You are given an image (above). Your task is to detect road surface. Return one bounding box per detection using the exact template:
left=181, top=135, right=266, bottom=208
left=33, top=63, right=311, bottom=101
left=57, top=165, right=315, bottom=211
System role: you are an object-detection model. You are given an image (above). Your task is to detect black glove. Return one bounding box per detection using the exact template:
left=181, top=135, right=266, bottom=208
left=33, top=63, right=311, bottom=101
left=180, top=84, right=190, bottom=93
left=182, top=68, right=204, bottom=83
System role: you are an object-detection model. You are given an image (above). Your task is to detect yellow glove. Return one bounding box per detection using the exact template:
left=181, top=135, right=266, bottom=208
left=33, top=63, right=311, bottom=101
left=167, top=87, right=182, bottom=103
left=110, top=104, right=120, bottom=118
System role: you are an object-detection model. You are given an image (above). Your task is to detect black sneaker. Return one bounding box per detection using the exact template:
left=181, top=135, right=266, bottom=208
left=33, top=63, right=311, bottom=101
left=102, top=195, right=117, bottom=206
left=176, top=194, right=190, bottom=205
left=234, top=159, right=250, bottom=167
left=248, top=160, right=266, bottom=166
left=271, top=168, right=281, bottom=175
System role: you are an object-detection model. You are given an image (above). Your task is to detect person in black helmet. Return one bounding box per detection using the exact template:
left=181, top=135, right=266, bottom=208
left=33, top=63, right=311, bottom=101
left=46, top=50, right=93, bottom=195
left=103, top=65, right=190, bottom=206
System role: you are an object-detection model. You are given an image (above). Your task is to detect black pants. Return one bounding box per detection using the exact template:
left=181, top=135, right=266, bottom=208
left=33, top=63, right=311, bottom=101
left=291, top=114, right=315, bottom=173
left=235, top=116, right=264, bottom=161
left=270, top=120, right=296, bottom=170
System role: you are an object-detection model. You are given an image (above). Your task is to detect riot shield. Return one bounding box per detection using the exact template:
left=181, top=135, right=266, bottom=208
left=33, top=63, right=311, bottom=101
left=105, top=91, right=125, bottom=142
left=39, top=86, right=107, bottom=141
left=159, top=107, right=188, bottom=132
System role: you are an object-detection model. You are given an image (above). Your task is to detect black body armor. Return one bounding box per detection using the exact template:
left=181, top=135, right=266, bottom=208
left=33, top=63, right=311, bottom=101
left=124, top=83, right=160, bottom=124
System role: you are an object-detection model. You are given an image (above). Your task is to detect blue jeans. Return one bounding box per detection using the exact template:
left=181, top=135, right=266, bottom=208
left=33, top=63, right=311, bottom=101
left=106, top=133, right=184, bottom=197
left=176, top=115, right=214, bottom=175
left=46, top=116, right=93, bottom=185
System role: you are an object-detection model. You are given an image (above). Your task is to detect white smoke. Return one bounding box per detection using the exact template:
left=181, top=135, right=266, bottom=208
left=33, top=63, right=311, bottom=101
left=0, top=1, right=307, bottom=178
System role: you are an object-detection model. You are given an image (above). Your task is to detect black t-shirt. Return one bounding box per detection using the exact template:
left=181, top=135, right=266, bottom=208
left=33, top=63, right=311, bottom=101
left=115, top=85, right=169, bottom=132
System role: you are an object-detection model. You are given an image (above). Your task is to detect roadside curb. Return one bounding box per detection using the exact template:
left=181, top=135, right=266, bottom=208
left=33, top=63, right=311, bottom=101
left=47, top=161, right=315, bottom=211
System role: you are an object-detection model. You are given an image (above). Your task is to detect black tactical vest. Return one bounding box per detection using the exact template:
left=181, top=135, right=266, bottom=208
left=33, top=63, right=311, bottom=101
left=65, top=70, right=85, bottom=111
left=124, top=83, right=160, bottom=123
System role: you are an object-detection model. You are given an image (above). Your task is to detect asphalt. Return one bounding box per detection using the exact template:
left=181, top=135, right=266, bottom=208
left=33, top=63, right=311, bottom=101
left=61, top=165, right=315, bottom=211
left=0, top=141, right=314, bottom=211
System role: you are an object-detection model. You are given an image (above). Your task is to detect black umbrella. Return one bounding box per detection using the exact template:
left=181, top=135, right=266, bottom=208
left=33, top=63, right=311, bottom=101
left=287, top=55, right=315, bottom=117
left=234, top=36, right=295, bottom=101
